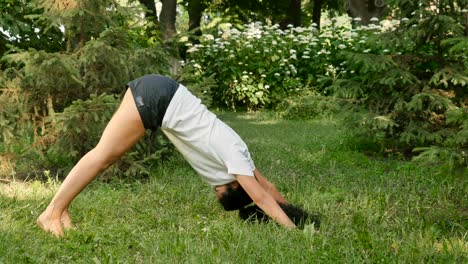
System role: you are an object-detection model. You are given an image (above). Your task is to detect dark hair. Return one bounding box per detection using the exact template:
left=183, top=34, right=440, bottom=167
left=238, top=203, right=321, bottom=230
left=218, top=184, right=253, bottom=211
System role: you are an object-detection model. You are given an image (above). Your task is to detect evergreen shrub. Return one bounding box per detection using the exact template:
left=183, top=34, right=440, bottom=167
left=276, top=92, right=358, bottom=119
left=0, top=1, right=173, bottom=179
left=326, top=1, right=467, bottom=171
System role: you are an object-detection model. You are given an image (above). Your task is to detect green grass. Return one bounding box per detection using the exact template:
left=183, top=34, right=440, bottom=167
left=1, top=112, right=467, bottom=263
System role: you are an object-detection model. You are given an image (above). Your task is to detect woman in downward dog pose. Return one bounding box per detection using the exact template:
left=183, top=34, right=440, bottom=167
left=37, top=74, right=319, bottom=236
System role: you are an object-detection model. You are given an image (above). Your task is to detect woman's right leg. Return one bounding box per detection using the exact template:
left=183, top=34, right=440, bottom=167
left=37, top=89, right=146, bottom=236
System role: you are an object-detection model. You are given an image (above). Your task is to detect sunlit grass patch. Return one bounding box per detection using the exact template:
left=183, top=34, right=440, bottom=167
left=1, top=112, right=466, bottom=263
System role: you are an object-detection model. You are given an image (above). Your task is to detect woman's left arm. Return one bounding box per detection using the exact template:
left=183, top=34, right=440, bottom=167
left=235, top=175, right=296, bottom=229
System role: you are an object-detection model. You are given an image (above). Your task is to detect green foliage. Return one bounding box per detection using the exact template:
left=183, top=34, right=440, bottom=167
left=184, top=23, right=326, bottom=110
left=277, top=92, right=358, bottom=119
left=43, top=94, right=173, bottom=178
left=1, top=1, right=172, bottom=179
left=48, top=93, right=120, bottom=159
left=324, top=1, right=467, bottom=171
left=175, top=64, right=217, bottom=107
left=0, top=0, right=64, bottom=55
left=1, top=112, right=467, bottom=262
left=0, top=78, right=33, bottom=154
left=4, top=50, right=84, bottom=109
left=413, top=108, right=468, bottom=172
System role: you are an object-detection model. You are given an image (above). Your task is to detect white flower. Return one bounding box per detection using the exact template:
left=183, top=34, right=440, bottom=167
left=243, top=71, right=248, bottom=74
left=303, top=51, right=310, bottom=55
left=242, top=75, right=249, bottom=79
left=203, top=34, right=214, bottom=41
left=194, top=63, right=201, bottom=69
left=462, top=9, right=468, bottom=13
left=401, top=17, right=409, bottom=22
left=382, top=49, right=390, bottom=53
left=363, top=49, right=371, bottom=53
left=265, top=85, right=270, bottom=89
left=290, top=49, right=296, bottom=54
left=246, top=44, right=253, bottom=48
left=338, top=44, right=346, bottom=49
left=286, top=71, right=291, bottom=75
left=187, top=47, right=198, bottom=53
left=261, top=74, right=266, bottom=78
left=370, top=17, right=379, bottom=22
left=185, top=43, right=193, bottom=47
left=274, top=73, right=280, bottom=77
left=359, top=40, right=366, bottom=44
left=238, top=62, right=243, bottom=65
left=255, top=51, right=260, bottom=54
left=229, top=54, right=235, bottom=58
left=289, top=54, right=297, bottom=60
left=311, top=23, right=317, bottom=27
left=234, top=79, right=238, bottom=83
left=353, top=17, right=362, bottom=22
left=294, top=27, right=304, bottom=33
left=302, top=55, right=310, bottom=59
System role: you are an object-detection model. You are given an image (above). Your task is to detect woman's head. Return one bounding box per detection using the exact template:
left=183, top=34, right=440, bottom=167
left=215, top=181, right=253, bottom=211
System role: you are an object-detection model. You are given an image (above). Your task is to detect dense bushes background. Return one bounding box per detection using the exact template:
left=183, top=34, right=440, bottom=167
left=0, top=0, right=466, bottom=178
left=0, top=0, right=173, bottom=179
left=185, top=1, right=467, bottom=172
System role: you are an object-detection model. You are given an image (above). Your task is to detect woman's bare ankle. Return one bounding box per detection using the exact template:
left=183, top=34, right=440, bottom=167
left=37, top=206, right=65, bottom=236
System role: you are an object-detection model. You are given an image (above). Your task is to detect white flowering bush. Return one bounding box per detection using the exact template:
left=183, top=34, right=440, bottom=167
left=328, top=3, right=467, bottom=171
left=182, top=18, right=394, bottom=109
left=183, top=2, right=467, bottom=171
left=183, top=23, right=323, bottom=109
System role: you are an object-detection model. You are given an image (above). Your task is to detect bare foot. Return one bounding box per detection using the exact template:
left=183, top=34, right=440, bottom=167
left=37, top=209, right=64, bottom=237
left=61, top=210, right=74, bottom=230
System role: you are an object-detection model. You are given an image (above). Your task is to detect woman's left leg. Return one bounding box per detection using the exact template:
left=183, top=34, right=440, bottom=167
left=37, top=89, right=146, bottom=236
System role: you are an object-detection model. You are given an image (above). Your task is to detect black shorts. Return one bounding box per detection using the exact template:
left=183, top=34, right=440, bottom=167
left=127, top=74, right=179, bottom=131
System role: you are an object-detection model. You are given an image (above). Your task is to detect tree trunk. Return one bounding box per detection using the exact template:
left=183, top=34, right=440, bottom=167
left=280, top=0, right=301, bottom=29
left=187, top=0, right=205, bottom=39
left=312, top=0, right=323, bottom=29
left=139, top=0, right=158, bottom=24
left=159, top=0, right=178, bottom=41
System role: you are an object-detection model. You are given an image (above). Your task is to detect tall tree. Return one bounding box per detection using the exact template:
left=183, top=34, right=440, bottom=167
left=187, top=0, right=208, bottom=39
left=138, top=0, right=158, bottom=25
left=159, top=0, right=178, bottom=40
left=344, top=0, right=387, bottom=25
left=312, top=0, right=323, bottom=29
left=280, top=0, right=302, bottom=28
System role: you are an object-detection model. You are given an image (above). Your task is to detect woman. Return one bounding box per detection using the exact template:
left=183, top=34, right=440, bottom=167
left=37, top=74, right=316, bottom=236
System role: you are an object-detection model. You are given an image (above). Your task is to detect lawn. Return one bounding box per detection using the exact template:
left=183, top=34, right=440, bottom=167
left=1, top=111, right=466, bottom=263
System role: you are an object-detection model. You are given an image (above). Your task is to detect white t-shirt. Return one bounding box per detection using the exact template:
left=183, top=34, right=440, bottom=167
left=161, top=85, right=255, bottom=186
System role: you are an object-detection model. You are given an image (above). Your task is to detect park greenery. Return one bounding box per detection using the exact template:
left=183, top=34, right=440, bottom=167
left=1, top=112, right=467, bottom=262
left=0, top=0, right=467, bottom=261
